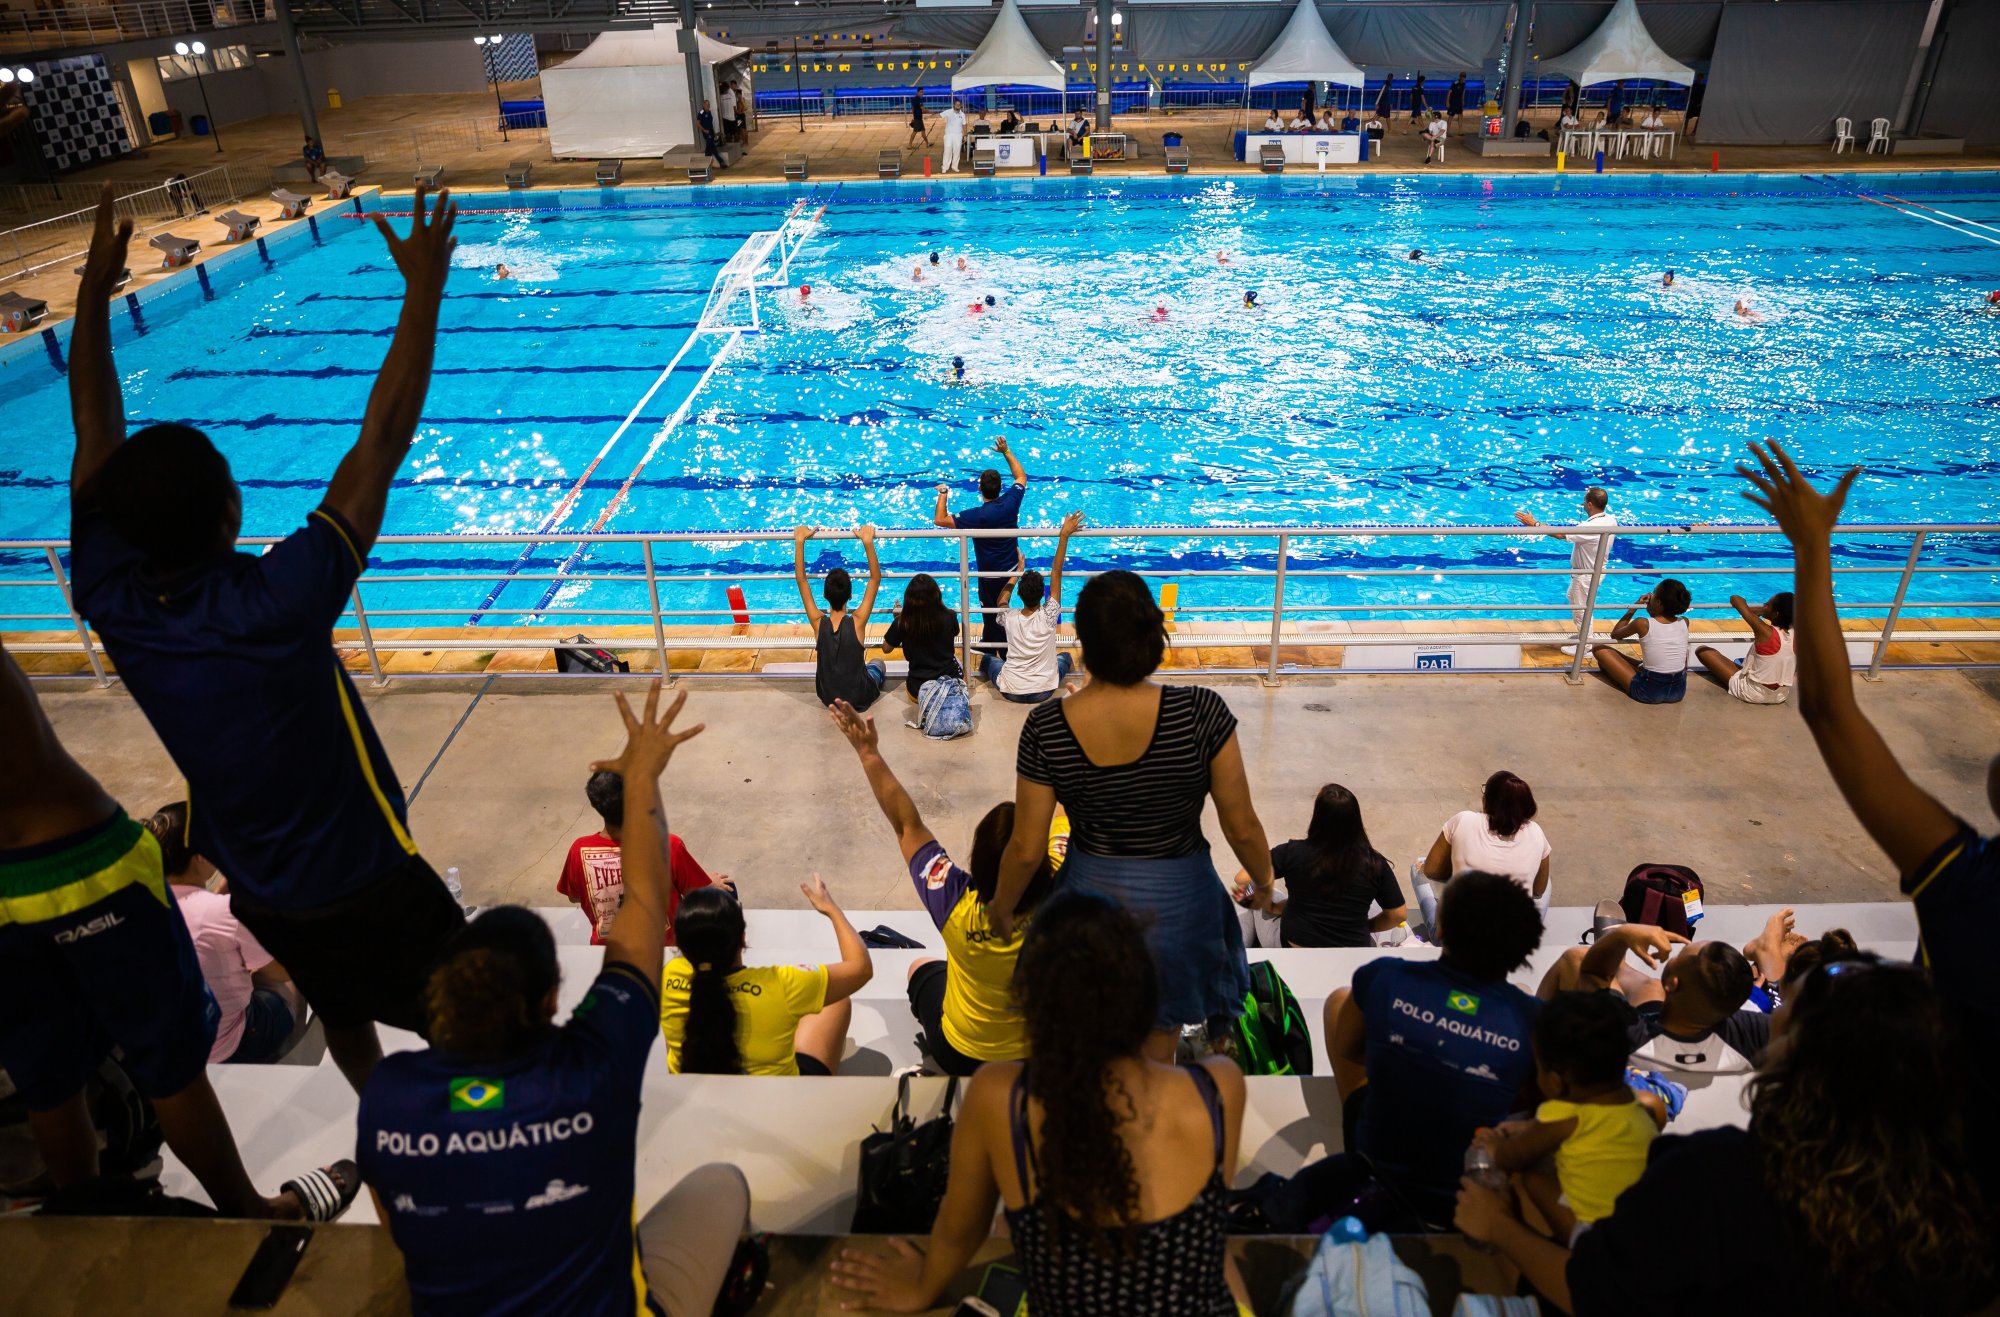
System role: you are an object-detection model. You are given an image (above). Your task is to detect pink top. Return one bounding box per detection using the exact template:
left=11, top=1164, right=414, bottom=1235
left=173, top=884, right=275, bottom=1062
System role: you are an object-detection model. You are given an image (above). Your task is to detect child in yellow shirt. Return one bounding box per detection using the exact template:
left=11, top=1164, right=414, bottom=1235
left=1474, top=990, right=1662, bottom=1240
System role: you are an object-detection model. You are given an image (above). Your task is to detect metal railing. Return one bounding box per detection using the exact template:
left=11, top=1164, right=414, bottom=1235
left=0, top=161, right=276, bottom=283
left=5, top=522, right=1998, bottom=688
left=324, top=113, right=550, bottom=175
left=0, top=0, right=238, bottom=54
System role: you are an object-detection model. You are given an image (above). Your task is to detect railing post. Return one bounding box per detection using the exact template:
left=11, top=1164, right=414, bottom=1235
left=1867, top=530, right=1926, bottom=681
left=1565, top=532, right=1611, bottom=686
left=959, top=533, right=974, bottom=679
left=350, top=584, right=387, bottom=687
left=1263, top=532, right=1288, bottom=687
left=642, top=539, right=674, bottom=685
left=44, top=547, right=110, bottom=688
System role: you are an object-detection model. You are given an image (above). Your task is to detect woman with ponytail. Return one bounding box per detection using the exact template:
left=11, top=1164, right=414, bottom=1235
left=832, top=895, right=1250, bottom=1316
left=359, top=685, right=754, bottom=1317
left=660, top=873, right=871, bottom=1076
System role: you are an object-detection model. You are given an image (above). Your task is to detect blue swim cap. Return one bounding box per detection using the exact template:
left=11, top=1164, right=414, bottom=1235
left=984, top=295, right=996, bottom=307
left=930, top=251, right=940, bottom=263
left=1666, top=268, right=1676, bottom=278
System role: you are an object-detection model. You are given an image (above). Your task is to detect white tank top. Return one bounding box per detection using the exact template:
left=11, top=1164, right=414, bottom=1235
left=1640, top=617, right=1689, bottom=674
left=1739, top=626, right=1796, bottom=687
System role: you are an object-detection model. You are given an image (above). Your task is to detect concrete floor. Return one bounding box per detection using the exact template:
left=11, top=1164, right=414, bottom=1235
left=37, top=668, right=2000, bottom=911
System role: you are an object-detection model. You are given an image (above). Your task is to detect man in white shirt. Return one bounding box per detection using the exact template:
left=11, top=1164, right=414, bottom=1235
left=718, top=84, right=739, bottom=142
left=981, top=510, right=1082, bottom=703
left=1517, top=486, right=1617, bottom=650
left=1424, top=112, right=1449, bottom=163
left=941, top=98, right=967, bottom=172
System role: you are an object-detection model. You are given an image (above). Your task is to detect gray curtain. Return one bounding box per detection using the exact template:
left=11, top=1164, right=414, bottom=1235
left=892, top=10, right=1089, bottom=52
left=1131, top=2, right=1513, bottom=68
left=1323, top=3, right=1513, bottom=69
left=1529, top=3, right=1722, bottom=64
left=1698, top=1, right=1927, bottom=143
left=1919, top=0, right=2000, bottom=144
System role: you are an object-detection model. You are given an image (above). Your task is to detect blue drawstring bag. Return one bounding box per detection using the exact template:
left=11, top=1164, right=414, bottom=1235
left=913, top=675, right=973, bottom=739
left=1284, top=1230, right=1429, bottom=1317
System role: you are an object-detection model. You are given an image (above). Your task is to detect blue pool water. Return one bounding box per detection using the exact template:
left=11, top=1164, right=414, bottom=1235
left=4, top=172, right=1999, bottom=628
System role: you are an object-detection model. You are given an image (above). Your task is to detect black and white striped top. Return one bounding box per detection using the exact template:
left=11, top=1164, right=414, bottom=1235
left=1017, top=686, right=1238, bottom=860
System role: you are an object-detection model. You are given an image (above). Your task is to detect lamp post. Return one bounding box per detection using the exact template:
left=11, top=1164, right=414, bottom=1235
left=173, top=42, right=222, bottom=152
left=473, top=35, right=510, bottom=142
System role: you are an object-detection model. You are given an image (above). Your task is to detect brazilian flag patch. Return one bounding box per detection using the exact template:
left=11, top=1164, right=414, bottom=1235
left=450, top=1077, right=504, bottom=1112
left=1444, top=991, right=1480, bottom=1017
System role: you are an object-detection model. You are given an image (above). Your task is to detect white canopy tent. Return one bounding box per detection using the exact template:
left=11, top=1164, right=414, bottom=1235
left=1536, top=0, right=1695, bottom=87
left=543, top=24, right=749, bottom=158
left=950, top=0, right=1064, bottom=93
left=1247, top=0, right=1364, bottom=89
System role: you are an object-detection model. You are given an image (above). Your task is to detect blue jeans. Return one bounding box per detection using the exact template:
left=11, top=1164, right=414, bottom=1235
left=980, top=651, right=1071, bottom=702
left=225, top=986, right=297, bottom=1064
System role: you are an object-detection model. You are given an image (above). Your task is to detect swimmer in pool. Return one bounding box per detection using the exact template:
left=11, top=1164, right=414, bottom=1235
left=1662, top=269, right=1676, bottom=288
left=1407, top=249, right=1425, bottom=261
left=1734, top=299, right=1762, bottom=323
left=495, top=263, right=512, bottom=279
left=1216, top=251, right=1230, bottom=267
left=1984, top=289, right=2000, bottom=311
left=913, top=265, right=926, bottom=283
left=969, top=301, right=984, bottom=315
left=929, top=251, right=941, bottom=268
left=951, top=355, right=965, bottom=382
left=1241, top=290, right=1261, bottom=310
left=799, top=283, right=813, bottom=302
left=1150, top=305, right=1169, bottom=322
left=956, top=255, right=969, bottom=272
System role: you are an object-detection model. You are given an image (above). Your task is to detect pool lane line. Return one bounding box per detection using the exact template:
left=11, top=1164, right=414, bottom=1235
left=1811, top=175, right=2000, bottom=247
left=520, top=331, right=747, bottom=620
left=464, top=329, right=709, bottom=622
left=1872, top=191, right=2000, bottom=237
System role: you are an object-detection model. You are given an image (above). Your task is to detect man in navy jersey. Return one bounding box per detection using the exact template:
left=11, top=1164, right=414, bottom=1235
left=66, top=185, right=462, bottom=1095
left=934, top=436, right=1028, bottom=665
left=360, top=685, right=750, bottom=1315
left=1740, top=439, right=2000, bottom=1197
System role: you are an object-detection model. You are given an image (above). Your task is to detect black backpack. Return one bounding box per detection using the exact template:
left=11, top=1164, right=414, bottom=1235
left=1619, top=864, right=1706, bottom=938
left=1233, top=961, right=1315, bottom=1076
left=852, top=1074, right=959, bottom=1233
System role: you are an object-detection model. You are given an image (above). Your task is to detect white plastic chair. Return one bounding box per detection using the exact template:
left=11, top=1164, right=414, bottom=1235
left=1867, top=117, right=1891, bottom=154
left=1832, top=116, right=1855, bottom=154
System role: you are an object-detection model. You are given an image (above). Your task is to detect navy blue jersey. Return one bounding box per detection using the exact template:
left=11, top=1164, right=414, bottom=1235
left=70, top=504, right=416, bottom=910
left=953, top=483, right=1025, bottom=573
left=1350, top=956, right=1540, bottom=1219
left=358, top=964, right=662, bottom=1317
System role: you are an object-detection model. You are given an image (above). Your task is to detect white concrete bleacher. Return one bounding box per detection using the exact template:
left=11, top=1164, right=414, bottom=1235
left=168, top=902, right=1918, bottom=1234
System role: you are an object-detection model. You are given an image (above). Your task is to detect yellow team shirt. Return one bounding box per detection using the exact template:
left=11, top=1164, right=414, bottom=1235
left=1538, top=1096, right=1658, bottom=1223
left=940, top=887, right=1032, bottom=1061
left=659, top=959, right=828, bottom=1076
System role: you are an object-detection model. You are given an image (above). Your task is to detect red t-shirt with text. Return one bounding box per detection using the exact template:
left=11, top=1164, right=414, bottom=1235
left=556, top=832, right=713, bottom=945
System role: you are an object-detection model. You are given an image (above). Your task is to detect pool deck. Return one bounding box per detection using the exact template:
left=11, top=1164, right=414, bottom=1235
left=32, top=656, right=2000, bottom=910
left=10, top=616, right=2000, bottom=681
left=7, top=90, right=1998, bottom=329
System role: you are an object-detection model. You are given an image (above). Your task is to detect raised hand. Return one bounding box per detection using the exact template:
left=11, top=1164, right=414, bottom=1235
left=78, top=184, right=133, bottom=298
left=1619, top=924, right=1689, bottom=971
left=800, top=871, right=841, bottom=916
left=794, top=523, right=817, bottom=544
left=854, top=523, right=876, bottom=550
left=992, top=436, right=1010, bottom=455
left=829, top=699, right=879, bottom=755
left=1059, top=510, right=1085, bottom=536
left=589, top=681, right=703, bottom=783
left=1738, top=439, right=1860, bottom=551
left=371, top=183, right=457, bottom=295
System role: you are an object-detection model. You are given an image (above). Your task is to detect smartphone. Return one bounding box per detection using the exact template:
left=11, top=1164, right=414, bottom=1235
left=975, top=1262, right=1027, bottom=1317
left=949, top=1301, right=1001, bottom=1317
left=228, top=1224, right=313, bottom=1309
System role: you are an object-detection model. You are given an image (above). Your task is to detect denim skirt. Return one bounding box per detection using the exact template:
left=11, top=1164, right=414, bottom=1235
left=1055, top=848, right=1251, bottom=1031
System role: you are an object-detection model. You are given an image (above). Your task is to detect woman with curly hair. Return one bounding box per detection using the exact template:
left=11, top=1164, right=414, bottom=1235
left=829, top=895, right=1250, bottom=1315
left=1454, top=950, right=1994, bottom=1315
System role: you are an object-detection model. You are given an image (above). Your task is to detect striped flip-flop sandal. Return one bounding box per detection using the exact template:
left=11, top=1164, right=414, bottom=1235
left=282, top=1159, right=361, bottom=1223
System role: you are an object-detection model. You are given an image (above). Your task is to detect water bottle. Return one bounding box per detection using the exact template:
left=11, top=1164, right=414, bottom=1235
left=1327, top=1215, right=1368, bottom=1244
left=444, top=866, right=463, bottom=906
left=1464, top=1135, right=1506, bottom=1191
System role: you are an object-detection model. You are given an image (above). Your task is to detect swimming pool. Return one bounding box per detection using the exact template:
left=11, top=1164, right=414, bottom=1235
left=4, top=171, right=1998, bottom=628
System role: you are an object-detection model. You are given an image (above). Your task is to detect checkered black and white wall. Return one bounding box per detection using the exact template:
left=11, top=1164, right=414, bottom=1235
left=22, top=55, right=130, bottom=172
left=481, top=34, right=539, bottom=85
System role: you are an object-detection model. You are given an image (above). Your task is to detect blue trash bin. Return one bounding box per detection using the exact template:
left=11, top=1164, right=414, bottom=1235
left=191, top=115, right=211, bottom=136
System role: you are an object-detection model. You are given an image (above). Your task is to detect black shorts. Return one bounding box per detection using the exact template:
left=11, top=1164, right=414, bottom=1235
left=907, top=960, right=985, bottom=1078
left=796, top=1053, right=831, bottom=1077
left=230, top=855, right=465, bottom=1033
